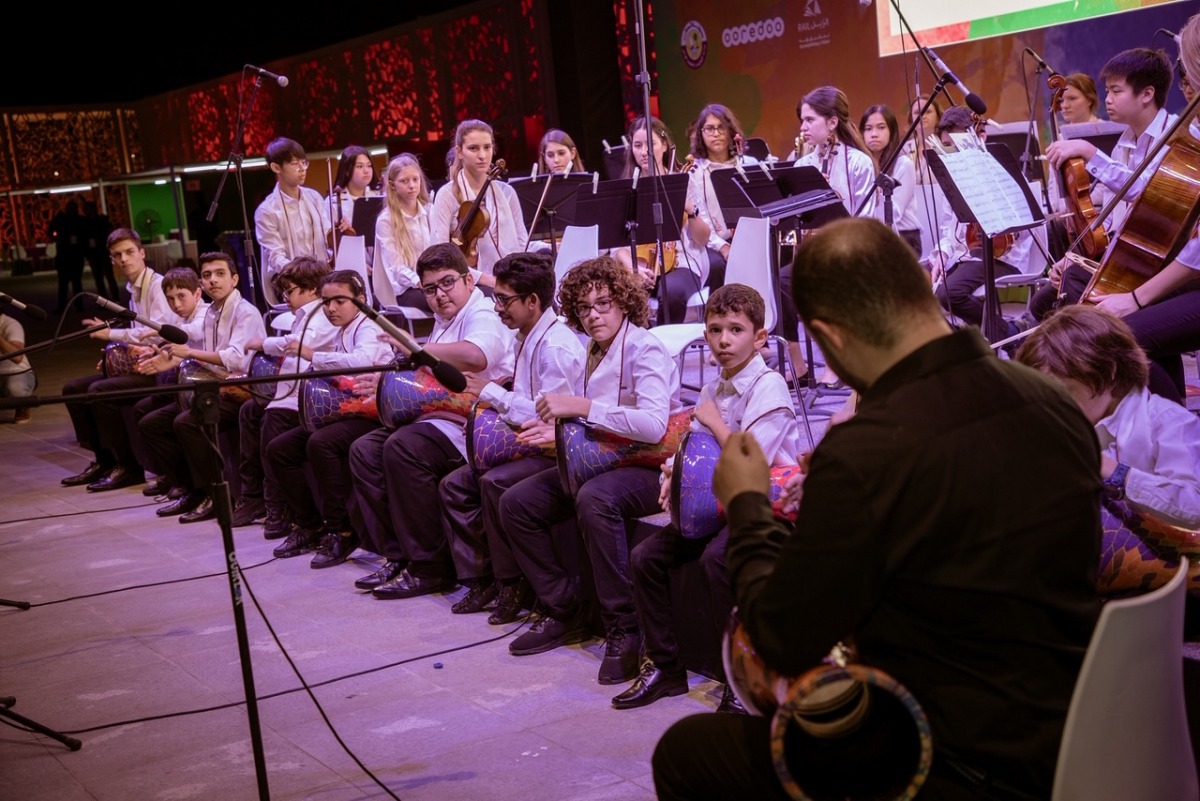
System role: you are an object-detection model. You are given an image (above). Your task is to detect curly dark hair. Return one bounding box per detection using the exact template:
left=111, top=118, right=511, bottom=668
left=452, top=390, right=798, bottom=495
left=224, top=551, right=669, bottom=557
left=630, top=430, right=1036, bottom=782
left=557, top=255, right=650, bottom=332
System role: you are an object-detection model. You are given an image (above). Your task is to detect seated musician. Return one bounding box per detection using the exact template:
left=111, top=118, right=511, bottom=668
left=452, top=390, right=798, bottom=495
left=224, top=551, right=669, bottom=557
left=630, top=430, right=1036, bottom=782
left=326, top=145, right=381, bottom=268
left=499, top=255, right=681, bottom=685
left=613, top=115, right=710, bottom=326
left=375, top=153, right=433, bottom=312
left=686, top=103, right=756, bottom=291
left=1035, top=47, right=1175, bottom=319
left=61, top=227, right=173, bottom=491
left=926, top=106, right=1036, bottom=336
left=229, top=257, right=336, bottom=537
left=613, top=284, right=802, bottom=712
left=1015, top=305, right=1200, bottom=593
left=254, top=137, right=332, bottom=279
left=652, top=217, right=1103, bottom=801
left=438, top=251, right=586, bottom=619
left=137, top=252, right=266, bottom=523
left=264, top=269, right=392, bottom=563
left=1058, top=72, right=1103, bottom=124
left=348, top=243, right=513, bottom=598
left=0, top=312, right=35, bottom=424
left=859, top=103, right=923, bottom=256
left=538, top=128, right=585, bottom=175
left=429, top=119, right=528, bottom=288
left=1082, top=15, right=1200, bottom=405
left=779, top=86, right=877, bottom=384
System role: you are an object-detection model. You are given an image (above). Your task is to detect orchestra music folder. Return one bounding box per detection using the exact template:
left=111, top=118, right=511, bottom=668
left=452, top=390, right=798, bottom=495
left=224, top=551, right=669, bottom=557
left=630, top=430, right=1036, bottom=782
left=573, top=173, right=690, bottom=252
left=709, top=164, right=846, bottom=232
left=508, top=173, right=593, bottom=241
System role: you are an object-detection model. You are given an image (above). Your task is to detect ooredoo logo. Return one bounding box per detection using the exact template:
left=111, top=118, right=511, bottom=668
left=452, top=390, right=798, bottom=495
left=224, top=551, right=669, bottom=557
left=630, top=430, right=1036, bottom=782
left=681, top=20, right=708, bottom=69
left=722, top=17, right=786, bottom=48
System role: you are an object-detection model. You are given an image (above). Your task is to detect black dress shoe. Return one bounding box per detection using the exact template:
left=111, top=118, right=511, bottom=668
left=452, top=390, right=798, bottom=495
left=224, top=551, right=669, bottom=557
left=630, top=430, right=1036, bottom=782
left=62, top=461, right=109, bottom=487
left=310, top=531, right=359, bottom=569
left=488, top=577, right=534, bottom=625
left=142, top=477, right=169, bottom=497
left=156, top=491, right=204, bottom=517
left=611, top=662, right=689, bottom=709
left=371, top=568, right=453, bottom=600
left=87, top=466, right=146, bottom=492
left=451, top=579, right=498, bottom=614
left=179, top=496, right=216, bottom=523
left=354, top=560, right=405, bottom=590
left=167, top=486, right=187, bottom=501
left=715, top=683, right=748, bottom=715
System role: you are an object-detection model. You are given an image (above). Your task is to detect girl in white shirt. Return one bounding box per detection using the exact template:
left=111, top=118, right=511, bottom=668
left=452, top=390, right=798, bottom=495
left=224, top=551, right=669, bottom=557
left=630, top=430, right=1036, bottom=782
left=375, top=153, right=433, bottom=311
left=430, top=119, right=528, bottom=286
left=859, top=104, right=923, bottom=257
left=685, top=102, right=754, bottom=288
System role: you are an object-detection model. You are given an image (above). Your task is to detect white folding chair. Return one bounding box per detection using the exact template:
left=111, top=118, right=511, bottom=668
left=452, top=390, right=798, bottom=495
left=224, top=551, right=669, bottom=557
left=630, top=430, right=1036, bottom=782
left=370, top=240, right=432, bottom=340
left=334, top=234, right=373, bottom=306
left=553, top=224, right=599, bottom=288
left=1051, top=559, right=1197, bottom=801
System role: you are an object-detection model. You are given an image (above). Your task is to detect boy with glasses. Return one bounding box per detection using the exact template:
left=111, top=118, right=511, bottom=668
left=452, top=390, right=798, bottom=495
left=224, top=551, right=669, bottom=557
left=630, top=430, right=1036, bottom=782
left=254, top=137, right=333, bottom=279
left=349, top=243, right=513, bottom=598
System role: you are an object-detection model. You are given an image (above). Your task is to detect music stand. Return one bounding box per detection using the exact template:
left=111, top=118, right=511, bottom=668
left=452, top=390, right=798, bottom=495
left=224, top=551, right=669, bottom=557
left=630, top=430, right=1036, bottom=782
left=926, top=142, right=1044, bottom=343
left=509, top=173, right=591, bottom=260
left=351, top=197, right=384, bottom=249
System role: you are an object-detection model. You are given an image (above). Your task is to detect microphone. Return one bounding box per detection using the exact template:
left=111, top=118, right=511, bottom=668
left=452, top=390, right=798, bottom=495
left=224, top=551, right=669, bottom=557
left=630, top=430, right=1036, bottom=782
left=87, top=294, right=189, bottom=345
left=1023, top=47, right=1057, bottom=74
left=0, top=291, right=47, bottom=320
left=923, top=47, right=988, bottom=115
left=349, top=298, right=468, bottom=392
left=1158, top=28, right=1181, bottom=46
left=245, top=64, right=289, bottom=88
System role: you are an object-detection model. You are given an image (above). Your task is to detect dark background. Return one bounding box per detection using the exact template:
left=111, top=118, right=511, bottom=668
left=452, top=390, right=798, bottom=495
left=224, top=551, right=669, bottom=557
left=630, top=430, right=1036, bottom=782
left=4, top=2, right=477, bottom=107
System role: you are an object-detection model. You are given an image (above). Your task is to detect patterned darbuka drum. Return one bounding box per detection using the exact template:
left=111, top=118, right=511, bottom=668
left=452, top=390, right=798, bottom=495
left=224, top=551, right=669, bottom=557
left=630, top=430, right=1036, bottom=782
left=247, top=352, right=284, bottom=407
left=467, top=403, right=553, bottom=472
left=377, top=367, right=474, bottom=430
left=1099, top=497, right=1200, bottom=596
left=671, top=429, right=803, bottom=539
left=555, top=408, right=693, bottom=496
left=102, top=342, right=138, bottom=378
left=722, top=616, right=932, bottom=801
left=177, top=357, right=253, bottom=411
left=299, top=374, right=380, bottom=433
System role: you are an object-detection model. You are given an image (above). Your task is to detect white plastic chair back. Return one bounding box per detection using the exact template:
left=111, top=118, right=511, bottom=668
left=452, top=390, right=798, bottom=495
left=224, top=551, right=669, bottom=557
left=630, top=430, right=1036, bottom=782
left=371, top=243, right=398, bottom=307
left=722, top=216, right=776, bottom=332
left=554, top=225, right=599, bottom=287
left=334, top=235, right=372, bottom=305
left=1051, top=559, right=1197, bottom=800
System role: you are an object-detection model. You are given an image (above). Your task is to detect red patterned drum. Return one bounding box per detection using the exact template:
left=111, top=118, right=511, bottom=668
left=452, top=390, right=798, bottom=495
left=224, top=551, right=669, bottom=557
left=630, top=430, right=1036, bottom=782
left=377, top=367, right=475, bottom=429
left=555, top=408, right=693, bottom=496
left=1099, top=497, right=1200, bottom=596
left=467, top=404, right=554, bottom=472
left=102, top=342, right=137, bottom=378
left=670, top=429, right=802, bottom=539
left=299, top=373, right=380, bottom=433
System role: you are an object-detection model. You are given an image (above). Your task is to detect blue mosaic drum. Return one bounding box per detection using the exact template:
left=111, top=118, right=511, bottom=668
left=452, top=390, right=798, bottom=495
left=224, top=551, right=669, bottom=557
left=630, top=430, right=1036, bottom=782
left=671, top=429, right=803, bottom=540
left=377, top=367, right=475, bottom=430
left=299, top=373, right=380, bottom=433
left=247, top=352, right=283, bottom=407
left=102, top=342, right=137, bottom=378
left=555, top=409, right=693, bottom=496
left=467, top=404, right=554, bottom=472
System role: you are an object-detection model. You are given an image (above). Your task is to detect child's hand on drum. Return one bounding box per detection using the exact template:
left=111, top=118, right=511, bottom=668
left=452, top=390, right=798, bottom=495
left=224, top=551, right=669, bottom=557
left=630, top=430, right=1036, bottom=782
left=658, top=461, right=674, bottom=513
left=516, top=418, right=554, bottom=446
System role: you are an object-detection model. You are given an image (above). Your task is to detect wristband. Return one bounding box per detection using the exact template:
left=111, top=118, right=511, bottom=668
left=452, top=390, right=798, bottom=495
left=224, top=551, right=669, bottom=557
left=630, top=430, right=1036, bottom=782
left=1131, top=288, right=1144, bottom=310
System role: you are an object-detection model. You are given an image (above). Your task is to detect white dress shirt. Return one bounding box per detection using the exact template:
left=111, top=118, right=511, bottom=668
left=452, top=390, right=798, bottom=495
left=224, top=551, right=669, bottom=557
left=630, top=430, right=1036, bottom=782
left=262, top=299, right=339, bottom=412
left=1086, top=108, right=1177, bottom=232
left=179, top=288, right=267, bottom=374
left=375, top=203, right=431, bottom=295
left=429, top=175, right=528, bottom=277
left=691, top=353, right=802, bottom=466
left=106, top=267, right=171, bottom=344
left=1097, top=386, right=1200, bottom=529
left=478, top=307, right=586, bottom=426
left=797, top=145, right=877, bottom=217
left=254, top=185, right=333, bottom=275
left=873, top=153, right=921, bottom=233
left=583, top=318, right=681, bottom=443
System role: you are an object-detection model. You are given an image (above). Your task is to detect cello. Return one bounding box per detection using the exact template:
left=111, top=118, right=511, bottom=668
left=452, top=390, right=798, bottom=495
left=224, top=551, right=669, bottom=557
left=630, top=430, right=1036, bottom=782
left=450, top=159, right=507, bottom=267
left=1077, top=91, right=1200, bottom=303
left=1046, top=72, right=1108, bottom=260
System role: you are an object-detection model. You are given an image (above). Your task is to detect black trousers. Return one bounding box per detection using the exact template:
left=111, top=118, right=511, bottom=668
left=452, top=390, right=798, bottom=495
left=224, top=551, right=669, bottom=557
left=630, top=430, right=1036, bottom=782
left=349, top=423, right=463, bottom=579
left=64, top=372, right=154, bottom=468
left=501, top=464, right=660, bottom=633
left=140, top=394, right=241, bottom=492
left=238, top=401, right=300, bottom=507
left=936, top=257, right=1021, bottom=328
left=439, top=455, right=555, bottom=583
left=131, top=379, right=179, bottom=477
left=631, top=525, right=731, bottom=674
left=1125, top=279, right=1200, bottom=404
left=266, top=417, right=379, bottom=532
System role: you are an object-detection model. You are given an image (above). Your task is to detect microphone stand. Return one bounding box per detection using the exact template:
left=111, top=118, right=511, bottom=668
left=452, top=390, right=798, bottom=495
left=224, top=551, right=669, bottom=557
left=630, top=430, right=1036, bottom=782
left=524, top=171, right=560, bottom=263
left=206, top=73, right=263, bottom=310
left=1021, top=57, right=1051, bottom=214
left=632, top=0, right=672, bottom=324
left=0, top=320, right=119, bottom=365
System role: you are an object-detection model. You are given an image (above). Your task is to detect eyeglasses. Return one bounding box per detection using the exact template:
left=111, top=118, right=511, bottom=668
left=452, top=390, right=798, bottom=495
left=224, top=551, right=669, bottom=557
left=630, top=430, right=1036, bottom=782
left=280, top=285, right=300, bottom=298
left=492, top=291, right=529, bottom=309
left=286, top=159, right=309, bottom=170
left=573, top=297, right=614, bottom=318
left=421, top=274, right=467, bottom=296
left=701, top=124, right=727, bottom=135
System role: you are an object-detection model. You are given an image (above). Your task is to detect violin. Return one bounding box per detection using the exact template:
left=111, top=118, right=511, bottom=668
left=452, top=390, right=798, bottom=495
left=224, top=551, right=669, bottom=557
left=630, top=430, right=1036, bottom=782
left=634, top=154, right=696, bottom=280
left=450, top=159, right=507, bottom=267
left=1048, top=73, right=1107, bottom=260
left=966, top=224, right=1015, bottom=259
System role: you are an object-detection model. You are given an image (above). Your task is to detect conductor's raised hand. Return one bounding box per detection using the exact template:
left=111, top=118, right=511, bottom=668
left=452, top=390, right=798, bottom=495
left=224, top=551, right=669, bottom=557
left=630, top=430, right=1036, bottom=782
left=712, top=432, right=770, bottom=509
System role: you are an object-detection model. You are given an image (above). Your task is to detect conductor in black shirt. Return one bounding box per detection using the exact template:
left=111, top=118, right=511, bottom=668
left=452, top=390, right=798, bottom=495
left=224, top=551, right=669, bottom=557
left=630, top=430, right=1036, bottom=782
left=652, top=217, right=1103, bottom=800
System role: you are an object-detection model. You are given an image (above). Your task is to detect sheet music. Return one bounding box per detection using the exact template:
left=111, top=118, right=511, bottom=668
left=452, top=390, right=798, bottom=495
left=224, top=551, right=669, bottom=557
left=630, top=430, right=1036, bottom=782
left=937, top=148, right=1035, bottom=237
